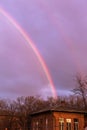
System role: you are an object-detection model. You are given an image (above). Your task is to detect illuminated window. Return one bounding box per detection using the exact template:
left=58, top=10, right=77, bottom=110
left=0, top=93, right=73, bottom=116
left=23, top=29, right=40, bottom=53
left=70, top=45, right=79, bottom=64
left=66, top=119, right=71, bottom=130
left=36, top=121, right=39, bottom=130
left=59, top=118, right=64, bottom=130
left=46, top=118, right=48, bottom=130
left=74, top=119, right=79, bottom=130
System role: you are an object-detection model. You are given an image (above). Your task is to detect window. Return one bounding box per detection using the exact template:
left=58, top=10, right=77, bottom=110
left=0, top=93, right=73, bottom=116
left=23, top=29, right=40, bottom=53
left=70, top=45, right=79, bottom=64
left=66, top=119, right=71, bottom=130
left=46, top=118, right=48, bottom=130
left=59, top=118, right=64, bottom=130
left=36, top=121, right=39, bottom=130
left=39, top=119, right=43, bottom=129
left=32, top=121, right=39, bottom=130
left=74, top=119, right=79, bottom=130
left=32, top=121, right=35, bottom=130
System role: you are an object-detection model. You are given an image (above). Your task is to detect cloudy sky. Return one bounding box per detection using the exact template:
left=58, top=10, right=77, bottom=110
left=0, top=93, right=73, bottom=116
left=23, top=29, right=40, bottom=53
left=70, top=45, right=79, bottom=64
left=0, top=0, right=87, bottom=99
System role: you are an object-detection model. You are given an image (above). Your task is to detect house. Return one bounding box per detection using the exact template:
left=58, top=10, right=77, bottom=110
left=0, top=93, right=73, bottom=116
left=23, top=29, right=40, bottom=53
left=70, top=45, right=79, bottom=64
left=0, top=111, right=21, bottom=130
left=30, top=106, right=87, bottom=130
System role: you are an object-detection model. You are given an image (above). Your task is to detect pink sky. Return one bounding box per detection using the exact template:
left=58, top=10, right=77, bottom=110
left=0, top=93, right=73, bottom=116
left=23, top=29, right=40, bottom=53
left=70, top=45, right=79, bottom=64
left=0, top=0, right=87, bottom=99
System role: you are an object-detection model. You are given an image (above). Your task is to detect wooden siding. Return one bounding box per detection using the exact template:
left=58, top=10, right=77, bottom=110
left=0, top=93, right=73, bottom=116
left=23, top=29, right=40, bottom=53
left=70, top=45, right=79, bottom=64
left=31, top=111, right=85, bottom=130
left=53, top=112, right=84, bottom=130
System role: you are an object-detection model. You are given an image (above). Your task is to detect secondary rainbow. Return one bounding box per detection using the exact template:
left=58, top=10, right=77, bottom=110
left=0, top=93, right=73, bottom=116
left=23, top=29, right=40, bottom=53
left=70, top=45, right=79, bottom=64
left=0, top=7, right=57, bottom=99
left=38, top=2, right=82, bottom=74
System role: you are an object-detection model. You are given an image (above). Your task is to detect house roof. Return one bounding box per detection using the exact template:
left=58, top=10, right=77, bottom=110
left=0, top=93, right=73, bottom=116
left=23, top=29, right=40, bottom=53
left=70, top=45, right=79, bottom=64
left=31, top=106, right=87, bottom=116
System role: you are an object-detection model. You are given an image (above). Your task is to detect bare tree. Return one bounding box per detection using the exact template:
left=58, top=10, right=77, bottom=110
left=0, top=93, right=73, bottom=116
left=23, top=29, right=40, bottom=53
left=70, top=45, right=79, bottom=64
left=72, top=74, right=87, bottom=109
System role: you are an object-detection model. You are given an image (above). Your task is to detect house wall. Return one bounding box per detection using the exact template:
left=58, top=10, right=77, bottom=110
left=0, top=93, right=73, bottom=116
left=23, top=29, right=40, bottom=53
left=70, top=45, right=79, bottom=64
left=31, top=111, right=85, bottom=130
left=0, top=115, right=21, bottom=130
left=84, top=114, right=87, bottom=128
left=31, top=112, right=53, bottom=130
left=53, top=112, right=84, bottom=130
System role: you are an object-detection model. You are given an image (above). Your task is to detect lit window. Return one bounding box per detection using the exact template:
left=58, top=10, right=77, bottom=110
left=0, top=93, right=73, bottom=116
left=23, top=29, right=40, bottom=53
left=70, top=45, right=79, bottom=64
left=66, top=119, right=71, bottom=130
left=59, top=118, right=64, bottom=130
left=74, top=119, right=79, bottom=130
left=36, top=121, right=38, bottom=130
left=46, top=118, right=48, bottom=130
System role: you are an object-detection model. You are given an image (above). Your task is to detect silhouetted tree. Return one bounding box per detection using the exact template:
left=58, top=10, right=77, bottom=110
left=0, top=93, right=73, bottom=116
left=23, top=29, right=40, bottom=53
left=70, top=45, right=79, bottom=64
left=72, top=74, right=87, bottom=109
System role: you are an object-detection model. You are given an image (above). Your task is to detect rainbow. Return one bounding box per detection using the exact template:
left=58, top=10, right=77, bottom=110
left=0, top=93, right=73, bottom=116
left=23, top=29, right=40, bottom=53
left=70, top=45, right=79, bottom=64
left=0, top=7, right=57, bottom=99
left=37, top=1, right=82, bottom=74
